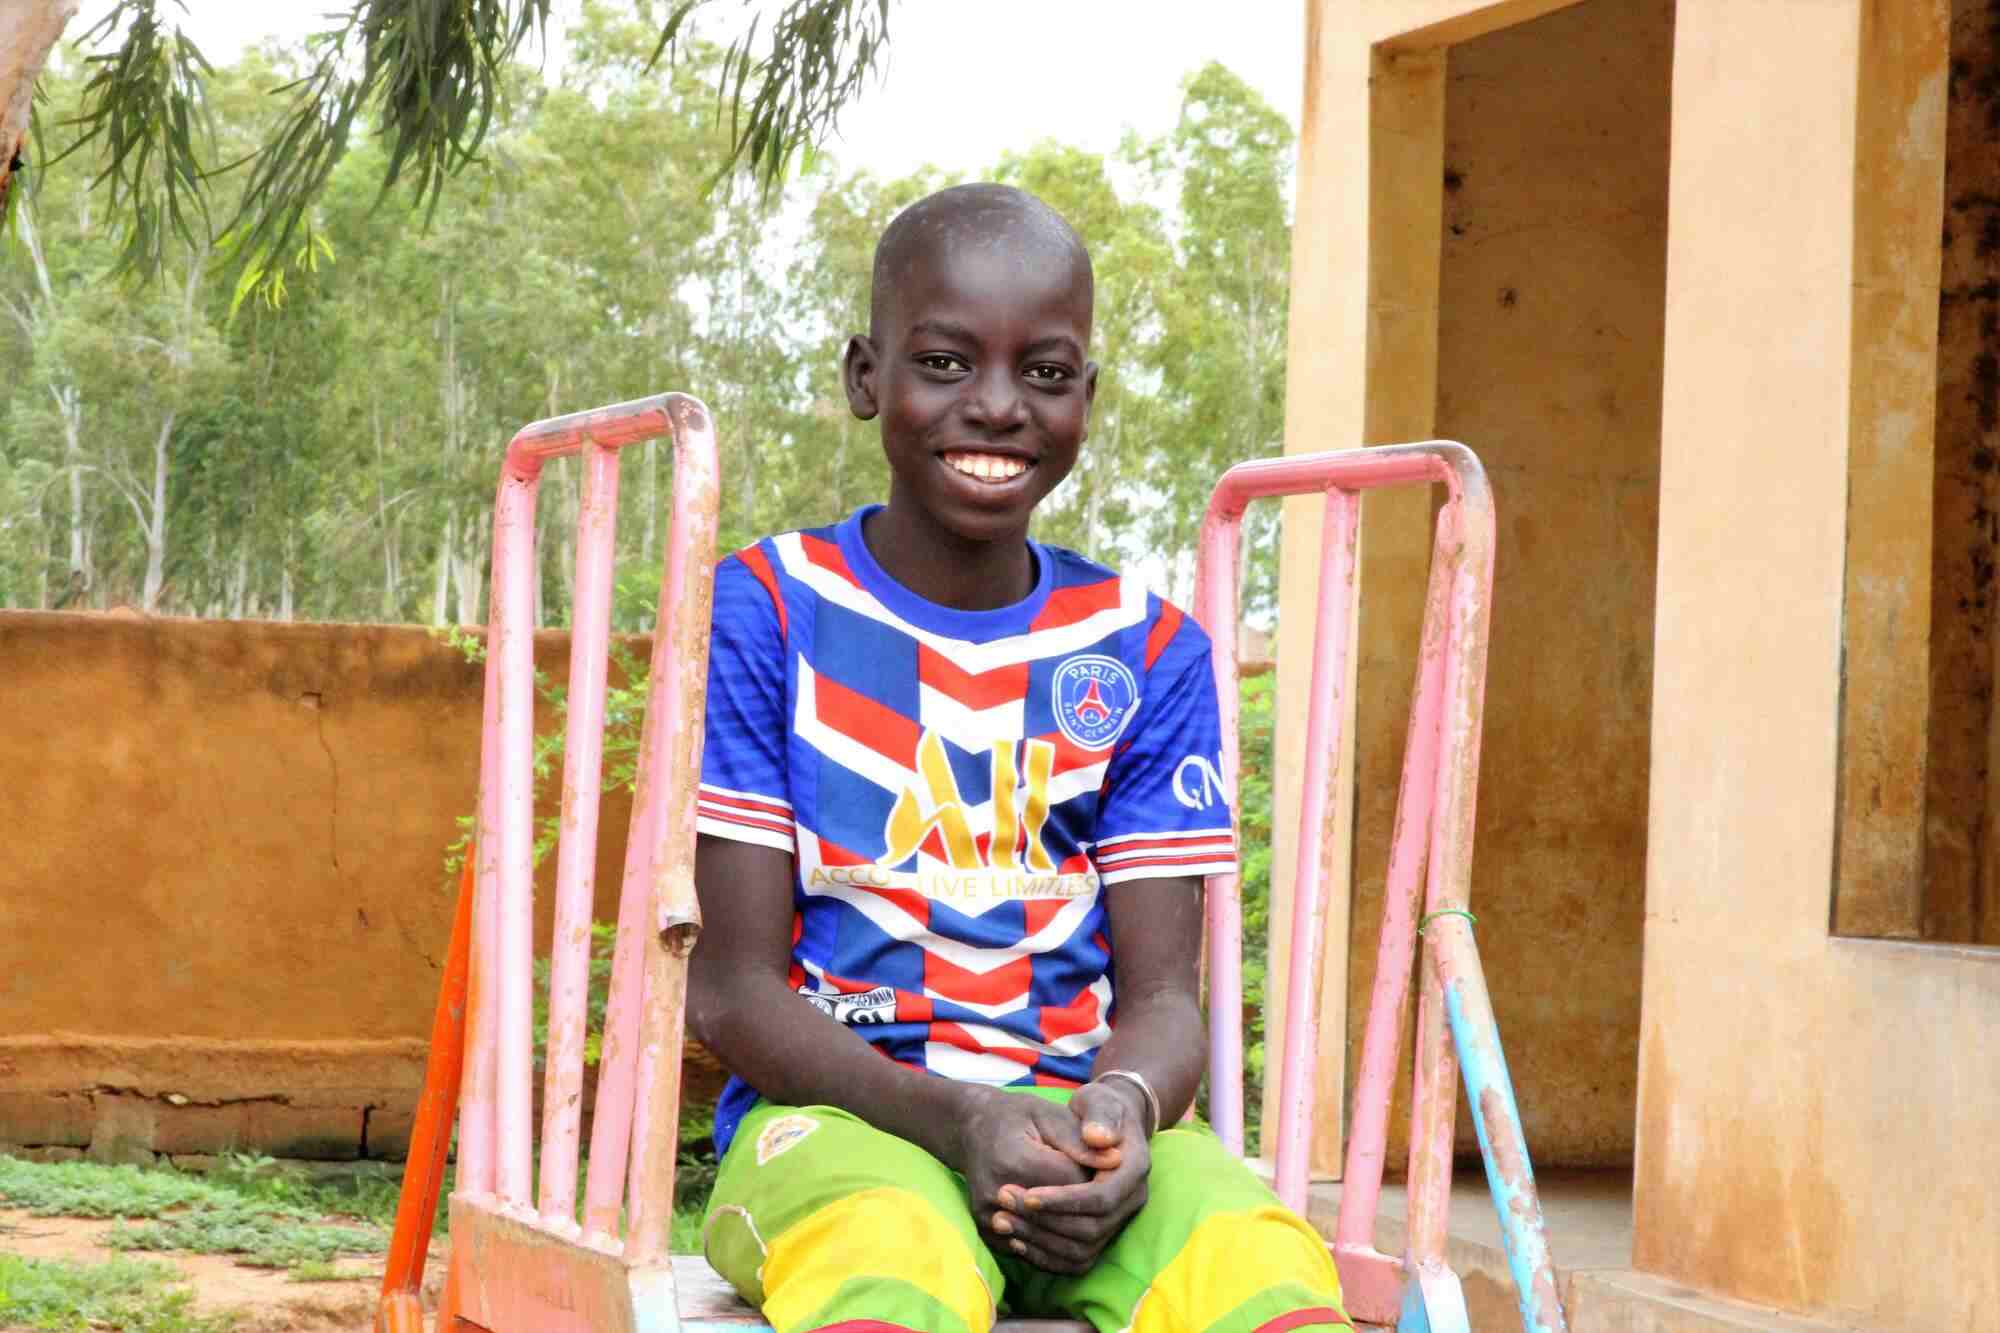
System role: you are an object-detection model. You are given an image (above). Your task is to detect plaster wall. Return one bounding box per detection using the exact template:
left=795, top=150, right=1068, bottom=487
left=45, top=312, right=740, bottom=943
left=1636, top=1, right=2000, bottom=1325
left=1288, top=0, right=2000, bottom=1323
left=1273, top=0, right=1652, bottom=1170
left=1358, top=0, right=1670, bottom=1170
left=1272, top=0, right=1597, bottom=1174
left=0, top=611, right=719, bottom=1160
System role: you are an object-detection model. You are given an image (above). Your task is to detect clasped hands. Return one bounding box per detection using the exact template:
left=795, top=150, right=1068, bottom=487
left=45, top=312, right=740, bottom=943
left=959, top=1080, right=1155, bottom=1276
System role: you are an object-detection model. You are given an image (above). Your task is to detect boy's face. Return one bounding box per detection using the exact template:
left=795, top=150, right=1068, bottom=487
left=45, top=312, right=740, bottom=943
left=844, top=234, right=1097, bottom=547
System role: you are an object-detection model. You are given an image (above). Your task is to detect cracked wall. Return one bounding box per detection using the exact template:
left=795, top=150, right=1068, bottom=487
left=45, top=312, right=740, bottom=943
left=0, top=610, right=725, bottom=1161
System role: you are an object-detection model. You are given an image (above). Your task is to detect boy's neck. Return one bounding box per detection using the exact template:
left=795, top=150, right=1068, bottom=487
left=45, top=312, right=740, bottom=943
left=861, top=501, right=1037, bottom=612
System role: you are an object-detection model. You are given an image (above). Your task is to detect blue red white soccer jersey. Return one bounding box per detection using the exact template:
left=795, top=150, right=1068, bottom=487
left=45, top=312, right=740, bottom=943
left=698, top=506, right=1236, bottom=1153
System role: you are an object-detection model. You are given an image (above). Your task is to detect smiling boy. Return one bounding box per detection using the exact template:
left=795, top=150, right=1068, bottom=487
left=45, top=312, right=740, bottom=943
left=687, top=184, right=1350, bottom=1333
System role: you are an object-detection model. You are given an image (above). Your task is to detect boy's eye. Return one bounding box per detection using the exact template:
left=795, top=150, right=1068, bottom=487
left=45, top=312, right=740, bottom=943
left=1025, top=364, right=1073, bottom=383
left=915, top=353, right=968, bottom=373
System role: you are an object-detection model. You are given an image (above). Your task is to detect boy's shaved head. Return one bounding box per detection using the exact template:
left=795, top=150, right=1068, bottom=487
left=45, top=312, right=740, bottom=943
left=844, top=179, right=1098, bottom=560
left=870, top=183, right=1093, bottom=338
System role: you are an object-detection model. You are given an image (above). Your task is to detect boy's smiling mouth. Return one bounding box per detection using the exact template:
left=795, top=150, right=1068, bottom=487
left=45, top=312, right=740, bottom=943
left=940, top=450, right=1033, bottom=483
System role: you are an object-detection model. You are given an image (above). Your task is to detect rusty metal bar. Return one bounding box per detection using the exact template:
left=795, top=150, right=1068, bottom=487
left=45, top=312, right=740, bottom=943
left=1193, top=502, right=1247, bottom=1154
left=1271, top=483, right=1362, bottom=1211
left=1335, top=504, right=1456, bottom=1249
left=1195, top=443, right=1559, bottom=1333
left=623, top=395, right=721, bottom=1267
left=373, top=854, right=474, bottom=1333
left=539, top=443, right=623, bottom=1229
left=485, top=462, right=541, bottom=1209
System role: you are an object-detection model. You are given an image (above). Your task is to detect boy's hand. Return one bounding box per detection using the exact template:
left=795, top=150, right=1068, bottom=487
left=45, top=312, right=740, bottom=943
left=989, top=1079, right=1152, bottom=1275
left=959, top=1089, right=1099, bottom=1262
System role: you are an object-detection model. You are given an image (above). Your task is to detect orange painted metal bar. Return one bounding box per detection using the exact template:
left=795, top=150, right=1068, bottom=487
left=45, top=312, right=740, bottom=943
left=374, top=852, right=476, bottom=1333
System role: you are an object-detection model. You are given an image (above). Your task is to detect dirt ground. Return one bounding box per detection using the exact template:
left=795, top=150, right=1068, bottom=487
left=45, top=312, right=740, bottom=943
left=0, top=1208, right=445, bottom=1332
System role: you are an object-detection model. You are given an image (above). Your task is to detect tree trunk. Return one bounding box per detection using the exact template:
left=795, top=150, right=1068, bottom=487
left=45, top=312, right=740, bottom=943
left=0, top=1, right=79, bottom=220
left=231, top=542, right=249, bottom=618
left=432, top=510, right=454, bottom=626
left=59, top=384, right=84, bottom=574
left=455, top=511, right=487, bottom=627
left=141, top=411, right=174, bottom=612
left=20, top=206, right=89, bottom=588
left=37, top=522, right=52, bottom=609
left=373, top=407, right=399, bottom=619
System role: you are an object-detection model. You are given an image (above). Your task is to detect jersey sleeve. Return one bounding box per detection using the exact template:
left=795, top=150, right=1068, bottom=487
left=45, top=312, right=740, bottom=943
left=1093, top=610, right=1238, bottom=885
left=695, top=550, right=795, bottom=852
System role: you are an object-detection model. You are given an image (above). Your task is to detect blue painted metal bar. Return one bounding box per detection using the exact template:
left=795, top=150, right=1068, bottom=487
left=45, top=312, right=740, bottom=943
left=1433, top=916, right=1567, bottom=1333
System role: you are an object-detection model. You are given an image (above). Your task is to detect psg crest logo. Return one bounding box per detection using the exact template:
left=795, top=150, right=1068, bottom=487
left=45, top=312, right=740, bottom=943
left=1052, top=654, right=1141, bottom=750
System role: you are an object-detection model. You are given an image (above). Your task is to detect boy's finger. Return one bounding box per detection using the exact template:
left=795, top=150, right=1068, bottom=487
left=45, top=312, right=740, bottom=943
left=1003, top=1232, right=1095, bottom=1276
left=1020, top=1177, right=1121, bottom=1217
left=1070, top=1083, right=1131, bottom=1148
left=1057, top=1142, right=1122, bottom=1171
left=1034, top=1101, right=1120, bottom=1168
left=996, top=1209, right=1098, bottom=1253
left=1000, top=1206, right=1101, bottom=1243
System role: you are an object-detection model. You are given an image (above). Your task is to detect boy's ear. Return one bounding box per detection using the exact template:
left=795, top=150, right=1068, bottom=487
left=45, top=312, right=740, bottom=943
left=843, top=335, right=881, bottom=421
left=1081, top=361, right=1100, bottom=441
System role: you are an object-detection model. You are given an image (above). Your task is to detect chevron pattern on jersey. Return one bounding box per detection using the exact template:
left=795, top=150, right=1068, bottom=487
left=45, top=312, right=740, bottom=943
left=697, top=507, right=1235, bottom=1152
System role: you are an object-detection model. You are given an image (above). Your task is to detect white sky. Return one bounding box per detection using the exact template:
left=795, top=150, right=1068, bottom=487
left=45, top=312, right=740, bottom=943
left=78, top=2, right=1304, bottom=180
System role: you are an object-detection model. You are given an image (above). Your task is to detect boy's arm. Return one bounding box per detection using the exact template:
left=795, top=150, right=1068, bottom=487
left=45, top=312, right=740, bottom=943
left=995, top=872, right=1205, bottom=1274
left=686, top=835, right=1098, bottom=1233
left=1086, top=871, right=1207, bottom=1124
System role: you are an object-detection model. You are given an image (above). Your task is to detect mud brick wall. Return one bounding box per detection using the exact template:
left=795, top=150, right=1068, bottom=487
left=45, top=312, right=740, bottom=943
left=0, top=611, right=723, bottom=1162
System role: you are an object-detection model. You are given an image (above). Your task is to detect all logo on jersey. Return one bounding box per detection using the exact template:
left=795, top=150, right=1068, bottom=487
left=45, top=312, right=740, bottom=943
left=883, top=730, right=1058, bottom=873
left=1051, top=654, right=1140, bottom=750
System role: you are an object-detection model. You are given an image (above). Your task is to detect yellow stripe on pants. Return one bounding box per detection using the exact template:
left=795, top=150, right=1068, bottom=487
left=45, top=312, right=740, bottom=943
left=1128, top=1206, right=1348, bottom=1333
left=760, top=1185, right=997, bottom=1333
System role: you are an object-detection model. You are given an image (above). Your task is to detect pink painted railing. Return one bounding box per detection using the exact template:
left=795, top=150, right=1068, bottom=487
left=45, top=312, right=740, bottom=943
left=424, top=392, right=721, bottom=1332
left=1194, top=443, right=1565, bottom=1333
left=387, top=421, right=1558, bottom=1333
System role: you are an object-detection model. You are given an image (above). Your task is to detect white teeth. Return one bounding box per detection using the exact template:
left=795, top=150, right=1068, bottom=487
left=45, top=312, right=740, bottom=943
left=945, top=452, right=1028, bottom=482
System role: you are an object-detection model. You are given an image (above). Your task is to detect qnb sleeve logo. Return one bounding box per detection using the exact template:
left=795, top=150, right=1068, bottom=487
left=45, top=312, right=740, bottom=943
left=1173, top=751, right=1228, bottom=810
left=1052, top=654, right=1141, bottom=751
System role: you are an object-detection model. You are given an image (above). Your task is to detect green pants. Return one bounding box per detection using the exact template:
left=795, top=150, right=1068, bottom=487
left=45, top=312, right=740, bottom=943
left=703, top=1091, right=1352, bottom=1333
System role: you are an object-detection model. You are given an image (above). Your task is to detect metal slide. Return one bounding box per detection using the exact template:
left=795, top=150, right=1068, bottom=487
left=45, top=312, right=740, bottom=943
left=375, top=408, right=1564, bottom=1333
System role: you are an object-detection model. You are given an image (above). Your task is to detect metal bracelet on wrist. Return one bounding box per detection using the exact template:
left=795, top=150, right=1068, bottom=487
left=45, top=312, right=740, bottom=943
left=1091, top=1068, right=1161, bottom=1138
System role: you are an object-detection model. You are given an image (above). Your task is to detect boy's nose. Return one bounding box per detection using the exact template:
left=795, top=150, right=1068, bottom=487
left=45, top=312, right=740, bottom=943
left=963, top=368, right=1028, bottom=430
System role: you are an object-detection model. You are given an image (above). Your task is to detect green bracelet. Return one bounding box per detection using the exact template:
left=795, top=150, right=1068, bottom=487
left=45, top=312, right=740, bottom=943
left=1416, top=907, right=1478, bottom=935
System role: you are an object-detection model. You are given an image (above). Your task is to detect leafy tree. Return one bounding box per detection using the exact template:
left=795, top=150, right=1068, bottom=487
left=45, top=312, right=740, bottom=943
left=1, top=0, right=893, bottom=293
left=1139, top=63, right=1294, bottom=610
left=1, top=17, right=1295, bottom=629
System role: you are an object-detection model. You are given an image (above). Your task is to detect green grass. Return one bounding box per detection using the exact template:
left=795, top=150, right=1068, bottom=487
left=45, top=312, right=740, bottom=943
left=0, top=1154, right=391, bottom=1278
left=0, top=1153, right=404, bottom=1227
left=0, top=1252, right=232, bottom=1332
left=104, top=1206, right=387, bottom=1269
left=0, top=1157, right=245, bottom=1220
left=204, top=1153, right=405, bottom=1225
left=0, top=1141, right=717, bottom=1285
left=283, top=1258, right=360, bottom=1283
